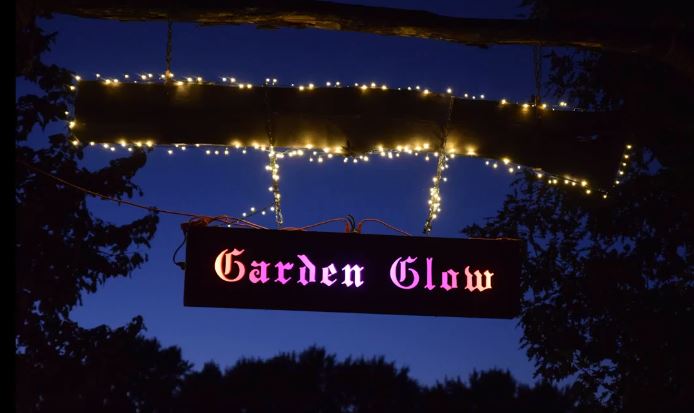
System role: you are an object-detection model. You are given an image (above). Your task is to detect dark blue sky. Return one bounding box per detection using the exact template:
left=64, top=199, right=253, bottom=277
left=36, top=0, right=545, bottom=385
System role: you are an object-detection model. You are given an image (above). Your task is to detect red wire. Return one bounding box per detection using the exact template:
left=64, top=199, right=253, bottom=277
left=18, top=159, right=411, bottom=236
left=356, top=218, right=411, bottom=236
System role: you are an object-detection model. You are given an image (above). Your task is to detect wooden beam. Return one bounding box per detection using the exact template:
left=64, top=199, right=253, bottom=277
left=41, top=0, right=694, bottom=80
left=73, top=81, right=625, bottom=188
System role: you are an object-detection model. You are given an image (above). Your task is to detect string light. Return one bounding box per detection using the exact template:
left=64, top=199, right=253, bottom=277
left=68, top=75, right=609, bottom=204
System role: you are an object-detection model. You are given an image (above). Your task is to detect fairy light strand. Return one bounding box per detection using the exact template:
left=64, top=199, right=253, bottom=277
left=65, top=73, right=615, bottom=231
left=423, top=96, right=454, bottom=234
left=263, top=84, right=284, bottom=227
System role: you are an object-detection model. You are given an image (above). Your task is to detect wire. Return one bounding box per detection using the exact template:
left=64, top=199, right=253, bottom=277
left=17, top=159, right=413, bottom=240
left=16, top=158, right=266, bottom=229
left=356, top=218, right=411, bottom=236
left=282, top=217, right=354, bottom=232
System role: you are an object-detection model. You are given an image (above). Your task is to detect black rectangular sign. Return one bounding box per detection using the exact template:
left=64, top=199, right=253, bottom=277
left=184, top=227, right=521, bottom=318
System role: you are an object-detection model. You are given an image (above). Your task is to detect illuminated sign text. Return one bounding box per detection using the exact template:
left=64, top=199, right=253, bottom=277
left=184, top=227, right=521, bottom=318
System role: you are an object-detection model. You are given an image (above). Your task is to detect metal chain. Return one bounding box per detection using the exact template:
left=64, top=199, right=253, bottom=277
left=165, top=20, right=173, bottom=84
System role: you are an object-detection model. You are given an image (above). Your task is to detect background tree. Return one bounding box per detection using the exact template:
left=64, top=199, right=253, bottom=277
left=174, top=347, right=575, bottom=413
left=15, top=3, right=190, bottom=411
left=465, top=1, right=694, bottom=410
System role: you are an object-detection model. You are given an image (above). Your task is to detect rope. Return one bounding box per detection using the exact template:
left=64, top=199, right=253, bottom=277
left=533, top=44, right=542, bottom=108
left=164, top=20, right=173, bottom=84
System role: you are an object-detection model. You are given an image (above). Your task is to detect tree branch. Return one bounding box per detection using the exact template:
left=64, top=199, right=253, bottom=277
left=41, top=0, right=693, bottom=80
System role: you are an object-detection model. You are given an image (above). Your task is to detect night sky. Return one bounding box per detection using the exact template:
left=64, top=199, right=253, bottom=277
left=34, top=0, right=543, bottom=385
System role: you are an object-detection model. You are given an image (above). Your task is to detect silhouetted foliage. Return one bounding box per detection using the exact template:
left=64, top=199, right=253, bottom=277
left=15, top=4, right=184, bottom=411
left=463, top=1, right=694, bottom=411
left=173, top=347, right=575, bottom=413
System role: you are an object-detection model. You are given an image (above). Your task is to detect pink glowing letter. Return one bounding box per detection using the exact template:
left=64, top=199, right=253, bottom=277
left=249, top=260, right=270, bottom=284
left=275, top=262, right=294, bottom=285
left=297, top=254, right=316, bottom=286
left=342, top=264, right=365, bottom=288
left=389, top=256, right=419, bottom=289
left=441, top=269, right=459, bottom=291
left=214, top=248, right=246, bottom=282
left=321, top=264, right=337, bottom=286
left=424, top=257, right=436, bottom=290
left=464, top=266, right=493, bottom=292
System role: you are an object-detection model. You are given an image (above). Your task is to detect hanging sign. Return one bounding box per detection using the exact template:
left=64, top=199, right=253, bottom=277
left=184, top=227, right=521, bottom=319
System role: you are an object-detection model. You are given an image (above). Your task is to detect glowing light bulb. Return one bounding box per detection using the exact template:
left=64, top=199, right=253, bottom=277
left=167, top=149, right=173, bottom=155
left=326, top=81, right=331, bottom=86
left=308, top=83, right=314, bottom=89
left=501, top=99, right=508, bottom=105
left=480, top=94, right=485, bottom=99
left=446, top=88, right=452, bottom=94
